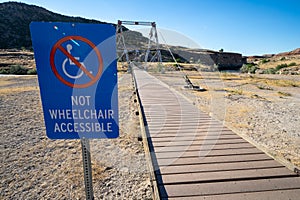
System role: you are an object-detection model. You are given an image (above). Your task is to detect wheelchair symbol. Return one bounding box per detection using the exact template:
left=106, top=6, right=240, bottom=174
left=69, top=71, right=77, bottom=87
left=50, top=35, right=103, bottom=88
left=62, top=44, right=88, bottom=79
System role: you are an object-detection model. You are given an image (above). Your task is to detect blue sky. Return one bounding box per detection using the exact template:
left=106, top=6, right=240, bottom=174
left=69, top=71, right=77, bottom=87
left=2, top=0, right=300, bottom=55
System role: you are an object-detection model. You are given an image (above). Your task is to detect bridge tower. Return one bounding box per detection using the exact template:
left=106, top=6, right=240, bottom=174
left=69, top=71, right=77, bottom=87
left=116, top=20, right=129, bottom=63
left=116, top=20, right=162, bottom=63
left=145, top=22, right=162, bottom=63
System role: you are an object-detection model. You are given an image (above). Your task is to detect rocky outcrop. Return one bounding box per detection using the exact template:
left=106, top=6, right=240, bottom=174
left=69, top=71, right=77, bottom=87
left=171, top=48, right=243, bottom=70
left=276, top=48, right=300, bottom=57
left=210, top=51, right=243, bottom=70
left=247, top=48, right=300, bottom=63
left=121, top=48, right=243, bottom=70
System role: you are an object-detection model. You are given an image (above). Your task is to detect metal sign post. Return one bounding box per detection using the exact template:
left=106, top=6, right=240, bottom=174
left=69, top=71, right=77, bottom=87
left=81, top=138, right=94, bottom=200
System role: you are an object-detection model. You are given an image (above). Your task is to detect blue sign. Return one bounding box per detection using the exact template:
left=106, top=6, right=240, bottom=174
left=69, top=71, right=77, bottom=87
left=30, top=22, right=119, bottom=139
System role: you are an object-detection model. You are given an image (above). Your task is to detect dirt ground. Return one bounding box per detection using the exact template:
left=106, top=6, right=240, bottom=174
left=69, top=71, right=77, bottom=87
left=1, top=56, right=299, bottom=199
left=0, top=74, right=152, bottom=199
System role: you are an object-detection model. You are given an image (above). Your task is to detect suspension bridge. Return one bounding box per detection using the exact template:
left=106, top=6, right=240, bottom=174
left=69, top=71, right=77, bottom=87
left=118, top=21, right=300, bottom=199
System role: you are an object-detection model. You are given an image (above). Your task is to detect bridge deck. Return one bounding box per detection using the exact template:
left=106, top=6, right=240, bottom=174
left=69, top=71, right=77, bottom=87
left=132, top=65, right=300, bottom=199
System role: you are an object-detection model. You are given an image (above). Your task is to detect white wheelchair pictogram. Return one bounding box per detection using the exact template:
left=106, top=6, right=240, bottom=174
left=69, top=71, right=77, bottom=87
left=62, top=44, right=86, bottom=79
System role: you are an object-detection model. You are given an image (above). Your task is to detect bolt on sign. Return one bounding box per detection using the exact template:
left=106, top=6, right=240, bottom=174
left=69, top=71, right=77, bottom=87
left=30, top=22, right=119, bottom=139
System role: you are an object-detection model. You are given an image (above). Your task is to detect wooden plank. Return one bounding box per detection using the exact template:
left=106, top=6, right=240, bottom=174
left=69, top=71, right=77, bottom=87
left=152, top=138, right=247, bottom=147
left=145, top=116, right=211, bottom=120
left=155, top=147, right=263, bottom=159
left=145, top=115, right=210, bottom=119
left=148, top=126, right=227, bottom=132
left=147, top=121, right=221, bottom=127
left=150, top=132, right=237, bottom=138
left=148, top=128, right=233, bottom=134
left=152, top=142, right=255, bottom=153
left=151, top=134, right=242, bottom=142
left=159, top=177, right=300, bottom=198
left=147, top=123, right=219, bottom=129
left=145, top=117, right=219, bottom=121
left=159, top=160, right=284, bottom=175
left=165, top=189, right=300, bottom=200
left=156, top=153, right=272, bottom=166
left=158, top=167, right=297, bottom=185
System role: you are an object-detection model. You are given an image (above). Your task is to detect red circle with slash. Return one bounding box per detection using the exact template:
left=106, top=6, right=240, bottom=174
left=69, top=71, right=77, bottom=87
left=50, top=36, right=103, bottom=88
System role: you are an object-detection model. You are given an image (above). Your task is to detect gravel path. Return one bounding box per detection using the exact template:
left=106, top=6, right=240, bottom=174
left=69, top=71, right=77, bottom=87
left=0, top=74, right=152, bottom=199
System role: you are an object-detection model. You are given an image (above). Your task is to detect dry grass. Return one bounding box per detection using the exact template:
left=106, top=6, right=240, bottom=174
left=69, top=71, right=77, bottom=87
left=117, top=62, right=129, bottom=72
left=224, top=88, right=244, bottom=95
left=189, top=75, right=204, bottom=80
left=220, top=73, right=240, bottom=80
left=0, top=86, right=38, bottom=94
left=0, top=50, right=35, bottom=69
left=256, top=84, right=273, bottom=90
left=232, top=123, right=251, bottom=129
left=0, top=78, right=15, bottom=86
left=225, top=106, right=253, bottom=129
left=258, top=56, right=300, bottom=69
left=277, top=91, right=292, bottom=97
left=118, top=85, right=132, bottom=92
left=237, top=106, right=253, bottom=115
left=235, top=75, right=300, bottom=88
left=264, top=79, right=300, bottom=87
left=0, top=76, right=35, bottom=83
left=188, top=71, right=299, bottom=104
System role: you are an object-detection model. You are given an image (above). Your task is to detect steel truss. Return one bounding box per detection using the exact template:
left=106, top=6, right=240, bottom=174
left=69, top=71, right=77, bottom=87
left=116, top=20, right=162, bottom=63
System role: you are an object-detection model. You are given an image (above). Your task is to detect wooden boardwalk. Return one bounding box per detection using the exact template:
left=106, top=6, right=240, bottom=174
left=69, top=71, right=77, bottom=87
left=132, top=65, right=300, bottom=200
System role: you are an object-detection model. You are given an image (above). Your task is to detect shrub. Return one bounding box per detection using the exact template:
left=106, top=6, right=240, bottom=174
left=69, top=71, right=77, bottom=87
left=0, top=68, right=9, bottom=74
left=27, top=68, right=37, bottom=75
left=288, top=62, right=297, bottom=67
left=157, top=63, right=165, bottom=73
left=263, top=68, right=276, bottom=74
left=241, top=63, right=258, bottom=74
left=9, top=65, right=28, bottom=75
left=261, top=59, right=270, bottom=64
left=175, top=58, right=182, bottom=63
left=275, top=63, right=288, bottom=71
left=280, top=57, right=286, bottom=61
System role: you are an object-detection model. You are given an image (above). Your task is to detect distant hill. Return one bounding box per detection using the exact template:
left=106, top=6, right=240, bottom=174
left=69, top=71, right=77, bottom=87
left=0, top=2, right=246, bottom=69
left=0, top=2, right=119, bottom=49
left=275, top=48, right=300, bottom=57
